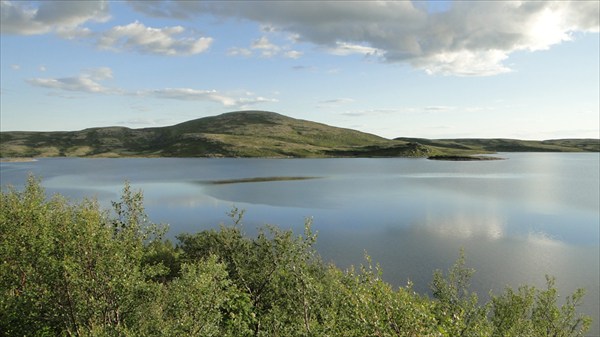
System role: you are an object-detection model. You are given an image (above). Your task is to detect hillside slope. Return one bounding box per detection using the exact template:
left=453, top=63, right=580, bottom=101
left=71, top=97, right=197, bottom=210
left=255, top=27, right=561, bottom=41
left=1, top=111, right=430, bottom=158
left=1, top=111, right=597, bottom=158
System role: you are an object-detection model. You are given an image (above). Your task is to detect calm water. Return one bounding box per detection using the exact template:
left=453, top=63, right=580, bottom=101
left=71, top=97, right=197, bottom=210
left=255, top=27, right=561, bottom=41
left=2, top=153, right=599, bottom=334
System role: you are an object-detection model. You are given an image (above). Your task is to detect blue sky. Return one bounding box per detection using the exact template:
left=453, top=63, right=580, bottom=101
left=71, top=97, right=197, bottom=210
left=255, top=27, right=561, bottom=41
left=1, top=1, right=598, bottom=139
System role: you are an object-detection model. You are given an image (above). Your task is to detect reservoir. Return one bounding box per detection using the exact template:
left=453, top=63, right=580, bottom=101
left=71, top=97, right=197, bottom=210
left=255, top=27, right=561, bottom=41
left=2, top=153, right=598, bottom=334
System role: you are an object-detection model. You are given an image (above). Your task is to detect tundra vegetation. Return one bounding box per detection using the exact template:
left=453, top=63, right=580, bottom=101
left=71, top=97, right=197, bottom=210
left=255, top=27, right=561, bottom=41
left=1, top=111, right=598, bottom=159
left=0, top=177, right=592, bottom=336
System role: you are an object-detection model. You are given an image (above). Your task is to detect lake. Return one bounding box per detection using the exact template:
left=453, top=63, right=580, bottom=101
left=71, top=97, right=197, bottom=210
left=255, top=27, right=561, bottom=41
left=1, top=153, right=599, bottom=334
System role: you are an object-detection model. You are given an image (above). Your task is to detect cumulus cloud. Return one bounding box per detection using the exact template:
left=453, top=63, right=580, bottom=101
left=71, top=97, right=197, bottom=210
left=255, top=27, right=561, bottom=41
left=1, top=1, right=212, bottom=56
left=1, top=0, right=110, bottom=35
left=97, top=21, right=212, bottom=56
left=129, top=0, right=599, bottom=76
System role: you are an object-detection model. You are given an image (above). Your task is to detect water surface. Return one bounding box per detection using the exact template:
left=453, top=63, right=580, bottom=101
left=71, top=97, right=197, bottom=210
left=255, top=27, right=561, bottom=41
left=2, top=153, right=598, bottom=334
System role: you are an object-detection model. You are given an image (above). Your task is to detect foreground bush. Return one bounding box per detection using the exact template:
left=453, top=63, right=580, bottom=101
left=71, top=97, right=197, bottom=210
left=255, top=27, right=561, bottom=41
left=0, top=177, right=592, bottom=336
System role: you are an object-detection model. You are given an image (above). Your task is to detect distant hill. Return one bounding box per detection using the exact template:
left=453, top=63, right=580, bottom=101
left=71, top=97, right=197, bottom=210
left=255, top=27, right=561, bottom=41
left=1, top=111, right=598, bottom=158
left=395, top=137, right=600, bottom=153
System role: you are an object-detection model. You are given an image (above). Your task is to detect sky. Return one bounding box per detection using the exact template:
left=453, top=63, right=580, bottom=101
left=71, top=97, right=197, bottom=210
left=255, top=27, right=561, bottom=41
left=1, top=0, right=599, bottom=139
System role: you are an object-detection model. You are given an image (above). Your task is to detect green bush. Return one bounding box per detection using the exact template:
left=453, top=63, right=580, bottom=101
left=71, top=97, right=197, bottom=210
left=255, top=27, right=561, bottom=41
left=0, top=177, right=592, bottom=336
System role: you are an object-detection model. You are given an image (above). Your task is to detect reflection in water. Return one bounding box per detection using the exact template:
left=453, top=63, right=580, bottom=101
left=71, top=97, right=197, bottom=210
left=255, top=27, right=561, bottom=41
left=314, top=216, right=597, bottom=334
left=422, top=212, right=506, bottom=240
left=1, top=154, right=598, bottom=334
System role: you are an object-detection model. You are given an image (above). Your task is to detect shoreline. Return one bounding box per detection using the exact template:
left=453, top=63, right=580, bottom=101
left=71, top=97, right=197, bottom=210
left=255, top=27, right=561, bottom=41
left=0, top=157, right=37, bottom=163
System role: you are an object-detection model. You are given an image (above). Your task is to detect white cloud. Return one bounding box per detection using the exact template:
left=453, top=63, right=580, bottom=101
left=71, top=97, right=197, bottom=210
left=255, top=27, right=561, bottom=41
left=1, top=2, right=213, bottom=56
left=284, top=50, right=302, bottom=59
left=416, top=50, right=512, bottom=77
left=146, top=88, right=237, bottom=106
left=129, top=1, right=599, bottom=76
left=26, top=68, right=276, bottom=108
left=27, top=67, right=115, bottom=94
left=28, top=76, right=108, bottom=94
left=326, top=42, right=383, bottom=57
left=1, top=0, right=110, bottom=35
left=97, top=21, right=212, bottom=56
left=10, top=64, right=20, bottom=70
left=229, top=35, right=302, bottom=59
left=144, top=88, right=277, bottom=108
left=227, top=47, right=252, bottom=57
left=250, top=36, right=280, bottom=57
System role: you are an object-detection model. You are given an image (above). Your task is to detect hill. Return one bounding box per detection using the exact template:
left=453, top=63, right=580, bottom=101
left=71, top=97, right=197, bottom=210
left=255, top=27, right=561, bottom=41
left=1, top=111, right=598, bottom=158
left=0, top=111, right=432, bottom=158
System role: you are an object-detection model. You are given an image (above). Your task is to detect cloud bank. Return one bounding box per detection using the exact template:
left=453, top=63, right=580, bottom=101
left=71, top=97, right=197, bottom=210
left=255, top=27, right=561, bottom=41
left=3, top=1, right=598, bottom=74
left=129, top=0, right=600, bottom=76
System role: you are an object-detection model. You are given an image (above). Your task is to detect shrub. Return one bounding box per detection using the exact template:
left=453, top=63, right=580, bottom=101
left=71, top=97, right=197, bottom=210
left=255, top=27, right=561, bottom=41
left=0, top=177, right=592, bottom=336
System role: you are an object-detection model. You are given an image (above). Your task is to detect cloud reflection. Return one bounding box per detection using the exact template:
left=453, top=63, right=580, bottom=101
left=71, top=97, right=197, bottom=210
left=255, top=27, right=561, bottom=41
left=422, top=212, right=506, bottom=240
left=420, top=211, right=567, bottom=247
